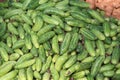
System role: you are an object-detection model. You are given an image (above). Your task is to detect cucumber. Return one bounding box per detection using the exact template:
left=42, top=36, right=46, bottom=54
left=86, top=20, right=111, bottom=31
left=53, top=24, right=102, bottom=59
left=52, top=35, right=59, bottom=54
left=4, top=9, right=23, bottom=18
left=0, top=23, right=6, bottom=37
left=0, top=70, right=18, bottom=80
left=44, top=7, right=65, bottom=16
left=91, top=56, right=105, bottom=77
left=84, top=39, right=95, bottom=56
left=91, top=29, right=105, bottom=40
left=80, top=28, right=97, bottom=40
left=68, top=33, right=79, bottom=52
left=38, top=31, right=55, bottom=44
left=111, top=46, right=120, bottom=64
left=88, top=9, right=104, bottom=23
left=96, top=40, right=105, bottom=55
left=103, top=21, right=110, bottom=37
left=60, top=33, right=71, bottom=54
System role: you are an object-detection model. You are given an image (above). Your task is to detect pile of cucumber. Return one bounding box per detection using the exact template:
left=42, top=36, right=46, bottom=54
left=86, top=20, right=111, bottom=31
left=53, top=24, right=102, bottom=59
left=0, top=0, right=120, bottom=80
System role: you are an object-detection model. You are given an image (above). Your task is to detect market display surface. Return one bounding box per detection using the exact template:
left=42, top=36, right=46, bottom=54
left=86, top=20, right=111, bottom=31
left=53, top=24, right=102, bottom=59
left=0, top=0, right=120, bottom=80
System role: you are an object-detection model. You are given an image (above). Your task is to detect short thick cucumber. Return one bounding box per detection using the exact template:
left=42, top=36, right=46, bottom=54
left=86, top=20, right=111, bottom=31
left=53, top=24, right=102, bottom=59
left=39, top=0, right=48, bottom=4
left=60, top=33, right=71, bottom=54
left=66, top=19, right=86, bottom=27
left=6, top=36, right=12, bottom=47
left=66, top=62, right=91, bottom=76
left=32, top=16, right=43, bottom=31
left=84, top=39, right=95, bottom=56
left=27, top=67, right=33, bottom=80
left=91, top=29, right=105, bottom=40
left=70, top=0, right=90, bottom=8
left=9, top=53, right=20, bottom=61
left=96, top=74, right=104, bottom=80
left=25, top=34, right=32, bottom=50
left=11, top=2, right=23, bottom=8
left=44, top=7, right=65, bottom=16
left=59, top=70, right=68, bottom=80
left=27, top=0, right=39, bottom=9
left=18, top=69, right=27, bottom=80
left=103, top=70, right=114, bottom=77
left=38, top=31, right=55, bottom=44
left=16, top=53, right=33, bottom=65
left=71, top=12, right=92, bottom=23
left=38, top=45, right=46, bottom=63
left=63, top=55, right=77, bottom=69
left=111, top=46, right=120, bottom=64
left=21, top=13, right=33, bottom=25
left=12, top=40, right=25, bottom=49
left=15, top=59, right=35, bottom=69
left=0, top=42, right=13, bottom=53
left=96, top=40, right=105, bottom=55
left=7, top=23, right=18, bottom=35
left=36, top=2, right=55, bottom=10
left=52, top=15, right=64, bottom=29
left=82, top=56, right=96, bottom=63
left=33, top=71, right=41, bottom=79
left=0, top=61, right=16, bottom=77
left=18, top=26, right=25, bottom=39
left=91, top=56, right=105, bottom=77
left=37, top=24, right=55, bottom=37
left=80, top=28, right=96, bottom=40
left=50, top=63, right=59, bottom=80
left=103, top=21, right=110, bottom=37
left=0, top=47, right=9, bottom=61
left=52, top=35, right=59, bottom=54
left=88, top=10, right=104, bottom=23
left=42, top=14, right=59, bottom=25
left=99, top=64, right=114, bottom=72
left=4, top=9, right=23, bottom=18
left=31, top=32, right=39, bottom=48
left=0, top=22, right=6, bottom=37
left=0, top=70, right=18, bottom=80
left=22, top=0, right=32, bottom=10
left=42, top=72, right=50, bottom=80
left=77, top=50, right=88, bottom=61
left=35, top=58, right=42, bottom=72
left=72, top=71, right=85, bottom=79
left=68, top=33, right=79, bottom=53
left=55, top=54, right=68, bottom=71
left=40, top=56, right=52, bottom=73
left=65, top=62, right=80, bottom=76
